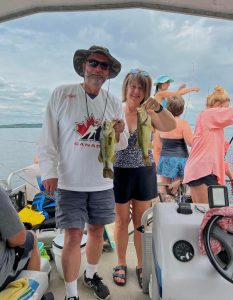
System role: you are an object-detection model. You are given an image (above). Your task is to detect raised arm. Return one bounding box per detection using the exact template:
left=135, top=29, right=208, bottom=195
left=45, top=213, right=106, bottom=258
left=143, top=97, right=176, bottom=132
left=155, top=87, right=200, bottom=103
left=178, top=83, right=186, bottom=90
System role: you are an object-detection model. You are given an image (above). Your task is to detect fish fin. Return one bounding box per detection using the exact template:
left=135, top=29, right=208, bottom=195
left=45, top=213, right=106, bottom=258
left=111, top=120, right=117, bottom=126
left=98, top=151, right=103, bottom=163
left=143, top=156, right=152, bottom=166
left=103, top=168, right=114, bottom=179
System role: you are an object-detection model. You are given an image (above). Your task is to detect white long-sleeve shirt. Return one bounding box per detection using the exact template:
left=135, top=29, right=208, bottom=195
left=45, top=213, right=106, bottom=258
left=39, top=83, right=129, bottom=191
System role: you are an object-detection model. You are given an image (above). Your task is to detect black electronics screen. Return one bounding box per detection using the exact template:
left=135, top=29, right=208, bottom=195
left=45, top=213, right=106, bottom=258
left=208, top=185, right=229, bottom=208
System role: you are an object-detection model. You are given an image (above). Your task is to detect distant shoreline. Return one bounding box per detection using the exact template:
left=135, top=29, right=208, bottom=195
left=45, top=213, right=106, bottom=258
left=0, top=123, right=42, bottom=128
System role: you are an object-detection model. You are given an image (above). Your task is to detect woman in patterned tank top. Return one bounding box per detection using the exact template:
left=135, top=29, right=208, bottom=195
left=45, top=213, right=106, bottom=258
left=112, top=69, right=177, bottom=288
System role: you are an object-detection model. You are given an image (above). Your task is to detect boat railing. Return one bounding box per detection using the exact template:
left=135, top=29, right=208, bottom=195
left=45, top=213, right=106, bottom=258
left=5, top=164, right=42, bottom=203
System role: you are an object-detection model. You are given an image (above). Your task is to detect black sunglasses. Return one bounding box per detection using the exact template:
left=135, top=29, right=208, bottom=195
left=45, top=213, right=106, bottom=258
left=86, top=59, right=110, bottom=71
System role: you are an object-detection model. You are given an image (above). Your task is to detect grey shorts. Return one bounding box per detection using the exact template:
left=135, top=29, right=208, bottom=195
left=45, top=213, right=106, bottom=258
left=0, top=231, right=34, bottom=291
left=55, top=188, right=115, bottom=229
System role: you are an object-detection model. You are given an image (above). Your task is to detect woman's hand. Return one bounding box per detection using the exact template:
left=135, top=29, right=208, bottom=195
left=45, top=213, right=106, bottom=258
left=143, top=97, right=161, bottom=112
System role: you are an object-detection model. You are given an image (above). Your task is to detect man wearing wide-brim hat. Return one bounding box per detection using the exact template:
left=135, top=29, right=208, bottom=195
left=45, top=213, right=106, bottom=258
left=39, top=45, right=129, bottom=300
left=73, top=45, right=121, bottom=79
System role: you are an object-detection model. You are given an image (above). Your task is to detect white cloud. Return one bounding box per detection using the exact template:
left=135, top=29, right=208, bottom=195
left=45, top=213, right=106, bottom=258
left=0, top=9, right=232, bottom=124
left=23, top=91, right=35, bottom=98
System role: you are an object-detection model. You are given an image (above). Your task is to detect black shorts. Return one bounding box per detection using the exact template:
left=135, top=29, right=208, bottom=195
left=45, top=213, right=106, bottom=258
left=187, top=174, right=219, bottom=187
left=113, top=164, right=158, bottom=204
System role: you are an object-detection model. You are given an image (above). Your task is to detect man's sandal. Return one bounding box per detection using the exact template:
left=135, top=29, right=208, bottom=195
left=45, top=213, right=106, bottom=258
left=136, top=267, right=143, bottom=288
left=112, top=265, right=127, bottom=286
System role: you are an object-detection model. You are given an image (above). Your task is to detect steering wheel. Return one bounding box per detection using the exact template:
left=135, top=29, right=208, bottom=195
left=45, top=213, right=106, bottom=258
left=204, top=215, right=233, bottom=283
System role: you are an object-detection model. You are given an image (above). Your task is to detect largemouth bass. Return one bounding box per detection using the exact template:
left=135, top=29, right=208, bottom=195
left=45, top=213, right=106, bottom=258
left=137, top=106, right=153, bottom=166
left=98, top=120, right=116, bottom=179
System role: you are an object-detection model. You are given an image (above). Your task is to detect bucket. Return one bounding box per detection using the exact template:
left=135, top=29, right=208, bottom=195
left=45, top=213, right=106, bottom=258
left=40, top=257, right=51, bottom=275
left=52, top=233, right=87, bottom=279
left=36, top=228, right=61, bottom=250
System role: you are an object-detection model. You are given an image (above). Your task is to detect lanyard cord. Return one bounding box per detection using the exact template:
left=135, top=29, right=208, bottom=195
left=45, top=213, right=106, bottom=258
left=84, top=79, right=110, bottom=126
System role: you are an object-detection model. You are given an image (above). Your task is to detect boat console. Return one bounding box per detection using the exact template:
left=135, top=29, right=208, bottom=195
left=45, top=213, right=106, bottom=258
left=150, top=199, right=233, bottom=300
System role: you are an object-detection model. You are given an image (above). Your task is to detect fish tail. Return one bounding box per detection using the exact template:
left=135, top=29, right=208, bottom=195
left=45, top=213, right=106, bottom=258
left=143, top=156, right=152, bottom=166
left=103, top=168, right=114, bottom=179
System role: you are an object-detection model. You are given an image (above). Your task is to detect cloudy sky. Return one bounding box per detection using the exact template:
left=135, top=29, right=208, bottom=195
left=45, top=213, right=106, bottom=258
left=0, top=8, right=233, bottom=125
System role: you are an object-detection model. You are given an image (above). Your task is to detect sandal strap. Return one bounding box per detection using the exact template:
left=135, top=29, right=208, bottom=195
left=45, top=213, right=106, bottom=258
left=113, top=265, right=127, bottom=272
left=112, top=272, right=126, bottom=279
left=136, top=267, right=143, bottom=288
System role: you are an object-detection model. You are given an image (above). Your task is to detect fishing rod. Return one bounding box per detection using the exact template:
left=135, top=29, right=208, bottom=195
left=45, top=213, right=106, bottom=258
left=0, top=162, right=56, bottom=201
left=1, top=139, right=37, bottom=144
left=229, top=136, right=233, bottom=145
left=183, top=62, right=195, bottom=118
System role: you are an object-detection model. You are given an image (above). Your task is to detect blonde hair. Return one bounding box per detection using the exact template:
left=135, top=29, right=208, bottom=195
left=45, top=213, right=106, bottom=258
left=206, top=85, right=230, bottom=108
left=166, top=96, right=185, bottom=117
left=122, top=70, right=152, bottom=104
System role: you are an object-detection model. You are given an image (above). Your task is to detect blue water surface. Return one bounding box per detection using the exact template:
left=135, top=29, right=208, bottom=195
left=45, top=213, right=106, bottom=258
left=0, top=128, right=41, bottom=181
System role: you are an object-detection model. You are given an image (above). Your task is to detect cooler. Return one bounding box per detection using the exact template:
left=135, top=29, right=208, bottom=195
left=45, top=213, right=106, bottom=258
left=52, top=233, right=87, bottom=279
left=36, top=228, right=62, bottom=252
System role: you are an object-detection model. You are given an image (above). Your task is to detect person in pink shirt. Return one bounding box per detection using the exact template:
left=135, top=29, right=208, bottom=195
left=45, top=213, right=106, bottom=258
left=223, top=140, right=233, bottom=192
left=154, top=96, right=193, bottom=196
left=183, top=85, right=233, bottom=203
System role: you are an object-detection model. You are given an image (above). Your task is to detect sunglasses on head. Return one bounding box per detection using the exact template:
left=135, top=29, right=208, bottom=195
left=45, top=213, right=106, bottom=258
left=130, top=69, right=150, bottom=77
left=86, top=59, right=110, bottom=71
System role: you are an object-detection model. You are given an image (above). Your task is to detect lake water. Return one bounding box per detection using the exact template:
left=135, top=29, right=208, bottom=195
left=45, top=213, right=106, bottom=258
left=0, top=128, right=41, bottom=182
left=0, top=125, right=233, bottom=182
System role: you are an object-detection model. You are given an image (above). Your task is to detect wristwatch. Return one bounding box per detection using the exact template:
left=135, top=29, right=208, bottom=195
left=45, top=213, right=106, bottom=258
left=154, top=104, right=164, bottom=113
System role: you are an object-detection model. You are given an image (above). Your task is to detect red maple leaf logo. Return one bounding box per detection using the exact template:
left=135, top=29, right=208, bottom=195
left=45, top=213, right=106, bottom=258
left=75, top=115, right=99, bottom=136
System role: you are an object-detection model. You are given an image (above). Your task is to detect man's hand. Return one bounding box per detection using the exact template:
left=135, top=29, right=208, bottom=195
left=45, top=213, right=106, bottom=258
left=113, top=120, right=125, bottom=142
left=42, top=178, right=58, bottom=196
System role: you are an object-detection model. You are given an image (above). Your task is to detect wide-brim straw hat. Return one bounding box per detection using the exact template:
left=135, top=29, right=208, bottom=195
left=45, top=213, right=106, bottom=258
left=73, top=45, right=121, bottom=79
